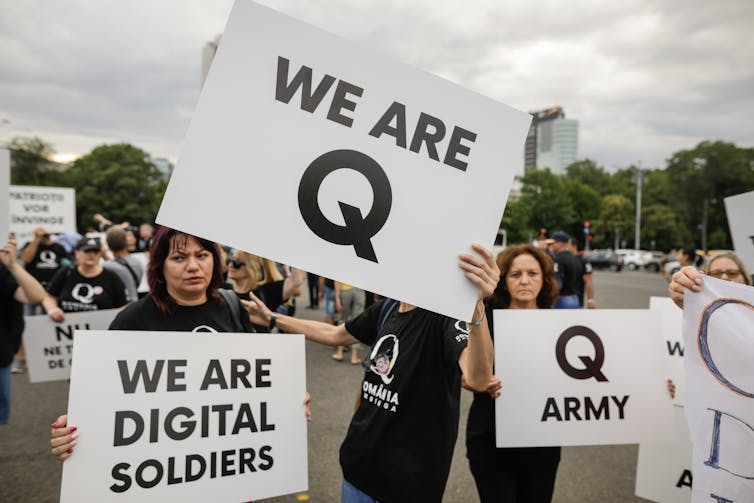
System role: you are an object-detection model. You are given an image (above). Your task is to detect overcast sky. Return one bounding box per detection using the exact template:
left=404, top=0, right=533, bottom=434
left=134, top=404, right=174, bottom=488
left=1, top=0, right=752, bottom=174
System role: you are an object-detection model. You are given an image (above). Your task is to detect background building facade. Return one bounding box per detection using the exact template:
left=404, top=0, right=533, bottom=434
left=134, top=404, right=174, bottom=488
left=524, top=106, right=578, bottom=174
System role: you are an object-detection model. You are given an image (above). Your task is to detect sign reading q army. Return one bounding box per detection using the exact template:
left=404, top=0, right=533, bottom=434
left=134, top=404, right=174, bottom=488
left=156, top=0, right=531, bottom=321
left=493, top=310, right=674, bottom=447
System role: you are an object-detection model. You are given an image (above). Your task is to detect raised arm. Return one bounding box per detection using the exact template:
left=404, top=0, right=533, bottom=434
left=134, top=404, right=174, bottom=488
left=1, top=236, right=48, bottom=305
left=282, top=267, right=306, bottom=301
left=456, top=243, right=498, bottom=391
left=243, top=292, right=359, bottom=347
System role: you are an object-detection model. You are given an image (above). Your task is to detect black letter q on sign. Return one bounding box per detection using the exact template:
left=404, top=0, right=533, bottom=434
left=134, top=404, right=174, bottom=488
left=555, top=325, right=609, bottom=382
left=298, top=150, right=392, bottom=263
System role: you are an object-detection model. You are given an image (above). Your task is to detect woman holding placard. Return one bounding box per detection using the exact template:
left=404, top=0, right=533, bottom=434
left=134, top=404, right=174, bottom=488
left=50, top=226, right=310, bottom=461
left=465, top=243, right=561, bottom=503
left=669, top=251, right=752, bottom=308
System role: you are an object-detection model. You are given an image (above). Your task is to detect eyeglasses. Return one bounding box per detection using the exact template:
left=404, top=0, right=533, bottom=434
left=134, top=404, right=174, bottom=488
left=708, top=269, right=742, bottom=278
left=226, top=258, right=244, bottom=269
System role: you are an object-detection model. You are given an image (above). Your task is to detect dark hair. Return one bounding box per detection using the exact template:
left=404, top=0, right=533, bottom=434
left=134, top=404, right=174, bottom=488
left=488, top=244, right=558, bottom=309
left=680, top=247, right=703, bottom=268
left=147, top=226, right=223, bottom=313
left=105, top=227, right=127, bottom=252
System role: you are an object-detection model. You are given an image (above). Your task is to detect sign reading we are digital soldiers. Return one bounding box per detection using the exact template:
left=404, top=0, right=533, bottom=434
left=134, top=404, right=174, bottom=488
left=682, top=277, right=754, bottom=503
left=156, top=0, right=531, bottom=321
left=60, top=331, right=307, bottom=503
left=493, top=310, right=674, bottom=447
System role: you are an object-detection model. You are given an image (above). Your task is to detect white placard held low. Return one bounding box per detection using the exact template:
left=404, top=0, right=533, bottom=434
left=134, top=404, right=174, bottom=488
left=9, top=185, right=76, bottom=246
left=156, top=0, right=531, bottom=322
left=60, top=331, right=308, bottom=503
left=493, top=309, right=674, bottom=447
left=23, top=309, right=122, bottom=383
left=682, top=277, right=754, bottom=503
left=635, top=405, right=693, bottom=503
left=724, top=190, right=754, bottom=274
left=650, top=296, right=686, bottom=406
left=0, top=149, right=9, bottom=242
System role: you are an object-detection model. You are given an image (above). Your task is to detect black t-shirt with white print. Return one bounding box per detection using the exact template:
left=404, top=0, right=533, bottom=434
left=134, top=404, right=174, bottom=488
left=231, top=280, right=284, bottom=333
left=109, top=294, right=253, bottom=333
left=342, top=300, right=469, bottom=503
left=47, top=267, right=127, bottom=313
left=24, top=242, right=68, bottom=287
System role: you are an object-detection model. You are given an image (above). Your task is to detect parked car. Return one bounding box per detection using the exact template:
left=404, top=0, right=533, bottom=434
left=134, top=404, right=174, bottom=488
left=584, top=250, right=624, bottom=271
left=644, top=251, right=667, bottom=272
left=616, top=249, right=652, bottom=270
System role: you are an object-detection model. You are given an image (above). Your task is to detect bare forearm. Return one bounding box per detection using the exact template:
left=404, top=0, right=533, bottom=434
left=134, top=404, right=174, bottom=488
left=273, top=314, right=357, bottom=347
left=20, top=240, right=39, bottom=264
left=9, top=264, right=47, bottom=304
left=460, top=302, right=494, bottom=390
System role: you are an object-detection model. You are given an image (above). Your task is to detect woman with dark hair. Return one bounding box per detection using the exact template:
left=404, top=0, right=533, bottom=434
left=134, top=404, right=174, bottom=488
left=49, top=226, right=278, bottom=461
left=663, top=246, right=702, bottom=281
left=465, top=243, right=561, bottom=503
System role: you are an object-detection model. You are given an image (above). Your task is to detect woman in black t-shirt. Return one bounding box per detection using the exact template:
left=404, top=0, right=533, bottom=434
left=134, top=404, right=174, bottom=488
left=465, top=244, right=560, bottom=503
left=50, top=227, right=310, bottom=461
left=42, top=237, right=127, bottom=322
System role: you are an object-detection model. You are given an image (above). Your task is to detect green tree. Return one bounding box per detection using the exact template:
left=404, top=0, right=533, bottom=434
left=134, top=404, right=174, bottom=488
left=64, top=144, right=167, bottom=230
left=641, top=204, right=689, bottom=251
left=515, top=168, right=577, bottom=237
left=565, top=159, right=612, bottom=194
left=594, top=194, right=634, bottom=249
left=7, top=136, right=65, bottom=186
left=665, top=141, right=754, bottom=249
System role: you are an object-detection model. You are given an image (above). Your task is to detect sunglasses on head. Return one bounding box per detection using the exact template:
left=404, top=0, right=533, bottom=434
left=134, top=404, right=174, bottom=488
left=226, top=258, right=244, bottom=269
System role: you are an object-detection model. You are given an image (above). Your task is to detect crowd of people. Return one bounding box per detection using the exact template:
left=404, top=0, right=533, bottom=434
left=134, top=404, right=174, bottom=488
left=0, top=213, right=750, bottom=502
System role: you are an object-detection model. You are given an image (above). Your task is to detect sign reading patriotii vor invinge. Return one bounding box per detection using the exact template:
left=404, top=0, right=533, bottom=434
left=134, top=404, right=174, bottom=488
left=156, top=0, right=532, bottom=322
left=60, top=331, right=308, bottom=503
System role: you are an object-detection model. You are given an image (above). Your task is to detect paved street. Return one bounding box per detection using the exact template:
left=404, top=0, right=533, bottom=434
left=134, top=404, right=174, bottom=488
left=0, top=269, right=672, bottom=503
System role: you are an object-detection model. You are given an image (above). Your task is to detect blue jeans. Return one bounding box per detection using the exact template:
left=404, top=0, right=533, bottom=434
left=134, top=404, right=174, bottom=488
left=0, top=365, right=11, bottom=424
left=323, top=285, right=336, bottom=317
left=554, top=295, right=581, bottom=309
left=342, top=479, right=380, bottom=503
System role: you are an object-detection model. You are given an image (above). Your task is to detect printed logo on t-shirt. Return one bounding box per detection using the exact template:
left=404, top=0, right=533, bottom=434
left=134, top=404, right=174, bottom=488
left=192, top=325, right=218, bottom=333
left=71, top=283, right=96, bottom=304
left=454, top=320, right=470, bottom=343
left=37, top=250, right=60, bottom=269
left=367, top=334, right=399, bottom=384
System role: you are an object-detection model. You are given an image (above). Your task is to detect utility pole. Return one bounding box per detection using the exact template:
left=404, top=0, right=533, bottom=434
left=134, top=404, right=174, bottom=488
left=634, top=167, right=646, bottom=250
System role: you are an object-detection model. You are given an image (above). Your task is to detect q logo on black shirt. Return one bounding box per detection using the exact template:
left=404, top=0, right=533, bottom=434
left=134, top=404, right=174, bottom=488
left=298, top=149, right=392, bottom=263
left=368, top=334, right=400, bottom=384
left=71, top=283, right=95, bottom=304
left=555, top=325, right=609, bottom=382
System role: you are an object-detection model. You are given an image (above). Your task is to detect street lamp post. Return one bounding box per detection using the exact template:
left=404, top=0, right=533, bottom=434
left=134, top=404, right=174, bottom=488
left=634, top=168, right=646, bottom=250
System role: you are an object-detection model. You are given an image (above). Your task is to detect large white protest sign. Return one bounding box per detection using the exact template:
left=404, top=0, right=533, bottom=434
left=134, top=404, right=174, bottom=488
left=61, top=331, right=308, bottom=503
left=636, top=405, right=693, bottom=503
left=493, top=310, right=674, bottom=447
left=23, top=309, right=122, bottom=383
left=724, top=190, right=754, bottom=274
left=651, top=296, right=686, bottom=406
left=156, top=0, right=531, bottom=322
left=682, top=276, right=754, bottom=503
left=0, top=149, right=9, bottom=242
left=9, top=185, right=76, bottom=245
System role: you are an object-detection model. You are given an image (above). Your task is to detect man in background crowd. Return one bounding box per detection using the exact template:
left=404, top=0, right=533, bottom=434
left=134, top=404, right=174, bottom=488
left=549, top=231, right=581, bottom=309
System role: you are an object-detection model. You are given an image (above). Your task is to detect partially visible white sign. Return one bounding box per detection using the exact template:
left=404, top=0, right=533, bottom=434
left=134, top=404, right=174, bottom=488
left=493, top=309, right=674, bottom=447
left=724, top=190, right=754, bottom=275
left=635, top=405, right=693, bottom=503
left=60, top=331, right=308, bottom=503
left=23, top=309, right=122, bottom=383
left=0, top=149, right=9, bottom=242
left=156, top=0, right=531, bottom=322
left=651, top=296, right=685, bottom=406
left=682, top=276, right=754, bottom=503
left=9, top=185, right=76, bottom=245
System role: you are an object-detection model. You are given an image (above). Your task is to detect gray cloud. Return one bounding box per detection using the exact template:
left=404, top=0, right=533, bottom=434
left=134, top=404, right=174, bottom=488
left=0, top=0, right=751, bottom=171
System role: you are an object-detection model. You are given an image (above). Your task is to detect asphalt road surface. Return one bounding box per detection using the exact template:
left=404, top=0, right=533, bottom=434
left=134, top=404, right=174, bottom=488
left=0, top=269, right=672, bottom=503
